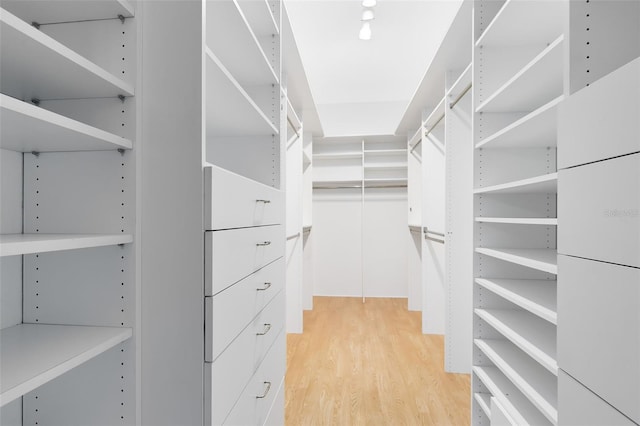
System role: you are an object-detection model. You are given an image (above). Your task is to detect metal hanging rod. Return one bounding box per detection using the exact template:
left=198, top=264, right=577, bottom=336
left=424, top=113, right=445, bottom=139
left=424, top=228, right=445, bottom=237
left=424, top=228, right=445, bottom=244
left=409, top=225, right=422, bottom=233
left=313, top=184, right=408, bottom=190
left=410, top=138, right=422, bottom=153
left=449, top=83, right=472, bottom=109
left=286, top=233, right=300, bottom=241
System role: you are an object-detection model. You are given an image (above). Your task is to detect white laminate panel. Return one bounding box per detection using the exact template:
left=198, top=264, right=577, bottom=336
left=559, top=57, right=640, bottom=169
left=490, top=397, right=515, bottom=426
left=558, top=255, right=640, bottom=423
left=205, top=291, right=285, bottom=425
left=223, top=330, right=286, bottom=426
left=558, top=154, right=640, bottom=268
left=204, top=164, right=283, bottom=231
left=205, top=258, right=284, bottom=361
left=205, top=225, right=283, bottom=295
left=558, top=370, right=636, bottom=426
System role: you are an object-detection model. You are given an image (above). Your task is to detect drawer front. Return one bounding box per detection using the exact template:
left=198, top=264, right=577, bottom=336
left=206, top=225, right=284, bottom=295
left=223, top=329, right=286, bottom=426
left=558, top=57, right=640, bottom=169
left=558, top=153, right=640, bottom=268
left=263, top=376, right=285, bottom=426
left=558, top=255, right=640, bottom=423
left=205, top=258, right=284, bottom=361
left=205, top=165, right=283, bottom=231
left=559, top=370, right=636, bottom=426
left=205, top=291, right=285, bottom=425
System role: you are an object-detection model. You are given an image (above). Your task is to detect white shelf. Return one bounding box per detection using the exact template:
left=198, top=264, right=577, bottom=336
left=474, top=366, right=552, bottom=426
left=476, top=35, right=564, bottom=113
left=205, top=48, right=278, bottom=137
left=475, top=339, right=558, bottom=424
left=476, top=0, right=564, bottom=48
left=206, top=1, right=278, bottom=88
left=0, top=233, right=133, bottom=257
left=313, top=152, right=362, bottom=160
left=2, top=0, right=134, bottom=24
left=474, top=173, right=557, bottom=195
left=475, top=247, right=557, bottom=274
left=237, top=0, right=279, bottom=36
left=474, top=392, right=492, bottom=419
left=286, top=96, right=302, bottom=133
left=363, top=149, right=406, bottom=155
left=313, top=179, right=362, bottom=189
left=475, top=217, right=557, bottom=226
left=475, top=308, right=557, bottom=375
left=476, top=96, right=563, bottom=149
left=364, top=178, right=407, bottom=187
left=364, top=163, right=408, bottom=170
left=476, top=278, right=557, bottom=324
left=0, top=8, right=134, bottom=100
left=0, top=324, right=132, bottom=407
left=0, top=94, right=132, bottom=152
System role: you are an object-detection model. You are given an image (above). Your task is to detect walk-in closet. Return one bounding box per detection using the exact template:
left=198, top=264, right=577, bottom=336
left=1, top=0, right=638, bottom=425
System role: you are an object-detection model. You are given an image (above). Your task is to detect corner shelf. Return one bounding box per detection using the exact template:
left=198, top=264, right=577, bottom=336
left=0, top=233, right=133, bottom=257
left=0, top=324, right=132, bottom=407
left=476, top=96, right=563, bottom=149
left=205, top=47, right=278, bottom=137
left=476, top=278, right=557, bottom=324
left=476, top=35, right=564, bottom=113
left=475, top=338, right=558, bottom=424
left=475, top=217, right=557, bottom=226
left=475, top=247, right=557, bottom=274
left=206, top=0, right=278, bottom=87
left=0, top=94, right=132, bottom=152
left=1, top=0, right=134, bottom=24
left=475, top=308, right=557, bottom=375
left=474, top=366, right=553, bottom=426
left=0, top=7, right=134, bottom=100
left=474, top=172, right=557, bottom=195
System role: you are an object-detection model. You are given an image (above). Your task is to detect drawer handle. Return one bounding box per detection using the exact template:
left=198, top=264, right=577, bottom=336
left=256, top=323, right=272, bottom=336
left=257, top=282, right=272, bottom=291
left=256, top=199, right=271, bottom=204
left=256, top=241, right=271, bottom=247
left=256, top=381, right=272, bottom=399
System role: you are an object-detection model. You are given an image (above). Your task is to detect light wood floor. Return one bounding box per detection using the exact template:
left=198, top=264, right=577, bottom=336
left=285, top=297, right=470, bottom=426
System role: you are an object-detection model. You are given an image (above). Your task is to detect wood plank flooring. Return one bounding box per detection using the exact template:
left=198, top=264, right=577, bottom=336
left=285, top=297, right=470, bottom=425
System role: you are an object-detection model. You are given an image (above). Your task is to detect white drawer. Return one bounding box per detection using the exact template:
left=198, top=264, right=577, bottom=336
left=205, top=225, right=284, bottom=295
left=558, top=255, right=640, bottom=424
left=558, top=153, right=640, bottom=268
left=558, top=57, right=640, bottom=169
left=263, top=376, right=285, bottom=426
left=205, top=258, right=284, bottom=362
left=222, top=330, right=286, bottom=426
left=205, top=291, right=285, bottom=425
left=559, top=370, right=636, bottom=426
left=205, top=164, right=283, bottom=231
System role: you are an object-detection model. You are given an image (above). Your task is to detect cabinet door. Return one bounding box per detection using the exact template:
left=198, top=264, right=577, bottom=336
left=558, top=57, right=640, bottom=169
left=558, top=255, right=640, bottom=423
left=559, top=370, right=637, bottom=426
left=558, top=153, right=640, bottom=268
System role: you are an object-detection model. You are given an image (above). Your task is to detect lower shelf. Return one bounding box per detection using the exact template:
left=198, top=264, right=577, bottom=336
left=0, top=324, right=133, bottom=407
left=0, top=233, right=133, bottom=257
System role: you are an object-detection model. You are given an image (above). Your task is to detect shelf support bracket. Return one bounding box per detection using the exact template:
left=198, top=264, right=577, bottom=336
left=31, top=151, right=40, bottom=158
left=31, top=21, right=40, bottom=29
left=118, top=14, right=126, bottom=24
left=117, top=148, right=126, bottom=156
left=118, top=95, right=126, bottom=103
left=31, top=98, right=40, bottom=107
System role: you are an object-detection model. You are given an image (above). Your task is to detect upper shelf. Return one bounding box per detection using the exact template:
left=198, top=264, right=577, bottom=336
left=0, top=233, right=133, bottom=257
left=476, top=96, right=563, bottom=149
left=0, top=8, right=134, bottom=100
left=475, top=217, right=557, bottom=226
left=206, top=0, right=278, bottom=88
left=205, top=48, right=278, bottom=137
left=476, top=36, right=564, bottom=113
left=476, top=0, right=564, bottom=48
left=364, top=149, right=406, bottom=156
left=1, top=94, right=132, bottom=152
left=474, top=173, right=557, bottom=195
left=313, top=152, right=362, bottom=160
left=0, top=324, right=132, bottom=407
left=476, top=247, right=557, bottom=275
left=237, top=0, right=278, bottom=36
left=1, top=0, right=134, bottom=25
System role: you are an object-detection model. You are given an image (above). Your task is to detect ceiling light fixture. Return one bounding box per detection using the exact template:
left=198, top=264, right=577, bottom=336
left=362, top=0, right=376, bottom=7
left=359, top=21, right=372, bottom=40
left=361, top=9, right=374, bottom=21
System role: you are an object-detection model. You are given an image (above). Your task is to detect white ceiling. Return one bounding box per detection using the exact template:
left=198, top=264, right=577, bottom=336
left=284, top=0, right=463, bottom=137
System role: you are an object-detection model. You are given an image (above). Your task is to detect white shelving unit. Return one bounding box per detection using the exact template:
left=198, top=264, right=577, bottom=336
left=0, top=0, right=138, bottom=423
left=472, top=1, right=565, bottom=424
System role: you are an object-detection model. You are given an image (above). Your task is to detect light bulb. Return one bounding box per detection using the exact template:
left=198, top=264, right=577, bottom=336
left=362, top=0, right=376, bottom=7
left=359, top=22, right=372, bottom=40
left=361, top=9, right=374, bottom=21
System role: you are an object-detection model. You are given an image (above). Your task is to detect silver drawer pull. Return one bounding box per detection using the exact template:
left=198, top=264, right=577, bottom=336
left=256, top=199, right=271, bottom=204
left=256, top=241, right=271, bottom=247
left=256, top=381, right=271, bottom=399
left=256, top=323, right=271, bottom=336
left=257, top=282, right=272, bottom=291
